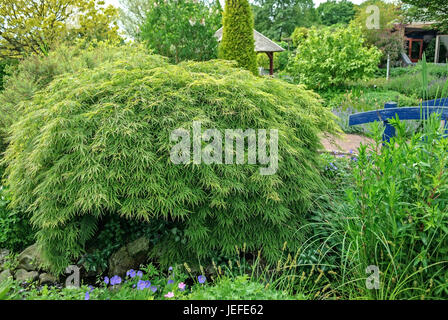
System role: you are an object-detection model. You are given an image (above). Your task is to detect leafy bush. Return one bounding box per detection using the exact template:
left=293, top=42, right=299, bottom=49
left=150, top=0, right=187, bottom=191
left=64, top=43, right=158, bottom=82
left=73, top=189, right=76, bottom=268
left=186, top=276, right=296, bottom=299
left=0, top=186, right=35, bottom=252
left=3, top=45, right=338, bottom=273
left=219, top=0, right=258, bottom=74
left=0, top=43, right=135, bottom=155
left=315, top=116, right=448, bottom=299
left=79, top=216, right=180, bottom=273
left=289, top=25, right=382, bottom=90
left=0, top=59, right=17, bottom=90
left=291, top=27, right=308, bottom=48
left=140, top=0, right=220, bottom=63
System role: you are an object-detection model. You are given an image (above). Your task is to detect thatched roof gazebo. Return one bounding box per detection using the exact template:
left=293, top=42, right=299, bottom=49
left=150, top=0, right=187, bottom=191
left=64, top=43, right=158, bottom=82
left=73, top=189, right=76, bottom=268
left=214, top=27, right=285, bottom=75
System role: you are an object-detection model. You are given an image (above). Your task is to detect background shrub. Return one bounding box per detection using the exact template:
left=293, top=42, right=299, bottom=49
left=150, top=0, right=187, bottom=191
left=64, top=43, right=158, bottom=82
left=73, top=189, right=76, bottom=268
left=0, top=43, right=135, bottom=156
left=289, top=25, right=382, bottom=90
left=140, top=0, right=220, bottom=63
left=0, top=186, right=34, bottom=252
left=186, top=276, right=296, bottom=300
left=219, top=0, right=257, bottom=74
left=3, top=46, right=338, bottom=273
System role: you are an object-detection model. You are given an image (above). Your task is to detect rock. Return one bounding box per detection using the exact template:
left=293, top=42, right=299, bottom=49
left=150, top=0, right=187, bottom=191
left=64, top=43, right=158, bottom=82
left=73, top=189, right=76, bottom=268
left=0, top=249, right=10, bottom=266
left=108, top=237, right=150, bottom=277
left=108, top=246, right=135, bottom=277
left=17, top=243, right=44, bottom=271
left=0, top=269, right=12, bottom=283
left=39, top=273, right=57, bottom=285
left=127, top=237, right=150, bottom=262
left=14, top=269, right=39, bottom=283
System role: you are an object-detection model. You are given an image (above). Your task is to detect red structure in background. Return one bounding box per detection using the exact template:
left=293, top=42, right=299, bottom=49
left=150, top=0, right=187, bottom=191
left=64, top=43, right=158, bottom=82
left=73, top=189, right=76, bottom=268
left=406, top=38, right=424, bottom=63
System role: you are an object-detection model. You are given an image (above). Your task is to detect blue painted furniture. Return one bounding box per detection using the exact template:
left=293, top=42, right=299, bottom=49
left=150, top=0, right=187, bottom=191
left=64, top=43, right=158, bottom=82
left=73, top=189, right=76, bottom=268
left=348, top=99, right=448, bottom=142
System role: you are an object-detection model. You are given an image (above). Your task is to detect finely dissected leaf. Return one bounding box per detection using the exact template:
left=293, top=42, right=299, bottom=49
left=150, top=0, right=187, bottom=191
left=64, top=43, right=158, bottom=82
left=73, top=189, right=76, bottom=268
left=4, top=45, right=338, bottom=273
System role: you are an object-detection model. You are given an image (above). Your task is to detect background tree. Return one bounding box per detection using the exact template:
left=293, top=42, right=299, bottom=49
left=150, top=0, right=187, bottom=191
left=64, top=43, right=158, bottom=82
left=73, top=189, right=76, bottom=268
left=352, top=0, right=404, bottom=66
left=219, top=0, right=257, bottom=74
left=0, top=0, right=121, bottom=59
left=401, top=0, right=448, bottom=33
left=317, top=0, right=355, bottom=26
left=252, top=0, right=317, bottom=41
left=289, top=25, right=382, bottom=90
left=119, top=0, right=154, bottom=39
left=140, top=0, right=220, bottom=63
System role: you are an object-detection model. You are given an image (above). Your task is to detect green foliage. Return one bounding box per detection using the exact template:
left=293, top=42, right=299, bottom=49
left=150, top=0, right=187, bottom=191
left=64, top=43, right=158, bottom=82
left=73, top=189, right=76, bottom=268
left=219, top=0, right=258, bottom=74
left=317, top=0, right=355, bottom=26
left=402, top=0, right=448, bottom=33
left=366, top=63, right=448, bottom=100
left=0, top=186, right=35, bottom=252
left=140, top=0, right=220, bottom=63
left=0, top=42, right=135, bottom=156
left=0, top=279, right=13, bottom=300
left=256, top=46, right=290, bottom=72
left=339, top=116, right=448, bottom=298
left=289, top=25, right=382, bottom=90
left=352, top=0, right=404, bottom=65
left=118, top=0, right=154, bottom=39
left=425, top=37, right=448, bottom=63
left=314, top=63, right=448, bottom=298
left=0, top=0, right=122, bottom=59
left=252, top=0, right=317, bottom=41
left=0, top=59, right=17, bottom=90
left=3, top=45, right=338, bottom=274
left=79, top=216, right=179, bottom=273
left=290, top=27, right=308, bottom=48
left=186, top=276, right=295, bottom=299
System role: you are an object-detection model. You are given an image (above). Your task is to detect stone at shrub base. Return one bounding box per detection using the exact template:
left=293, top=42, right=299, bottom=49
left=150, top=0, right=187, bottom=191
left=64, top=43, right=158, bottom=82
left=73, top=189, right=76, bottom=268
left=39, top=273, right=57, bottom=285
left=108, top=237, right=150, bottom=277
left=17, top=244, right=44, bottom=271
left=14, top=269, right=39, bottom=283
left=0, top=269, right=12, bottom=283
left=0, top=249, right=10, bottom=271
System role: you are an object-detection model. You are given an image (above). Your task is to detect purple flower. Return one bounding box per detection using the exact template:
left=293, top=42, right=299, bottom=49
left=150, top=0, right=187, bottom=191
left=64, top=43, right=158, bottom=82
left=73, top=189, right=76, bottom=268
left=178, top=282, right=186, bottom=291
left=136, top=280, right=151, bottom=290
left=126, top=269, right=136, bottom=278
left=168, top=279, right=174, bottom=285
left=137, top=280, right=146, bottom=290
left=85, top=291, right=90, bottom=300
left=88, top=285, right=94, bottom=292
left=198, top=275, right=206, bottom=284
left=150, top=286, right=157, bottom=293
left=168, top=266, right=173, bottom=271
left=136, top=271, right=143, bottom=278
left=110, top=275, right=122, bottom=286
left=104, top=276, right=110, bottom=285
left=349, top=149, right=354, bottom=154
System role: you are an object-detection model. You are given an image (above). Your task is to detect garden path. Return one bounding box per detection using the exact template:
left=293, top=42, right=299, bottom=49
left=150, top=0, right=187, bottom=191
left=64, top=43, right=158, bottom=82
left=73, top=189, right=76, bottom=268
left=320, top=133, right=374, bottom=154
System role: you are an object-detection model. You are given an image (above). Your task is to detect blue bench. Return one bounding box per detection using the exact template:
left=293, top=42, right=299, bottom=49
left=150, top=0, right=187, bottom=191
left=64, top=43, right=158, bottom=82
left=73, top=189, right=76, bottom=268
left=348, top=99, right=448, bottom=142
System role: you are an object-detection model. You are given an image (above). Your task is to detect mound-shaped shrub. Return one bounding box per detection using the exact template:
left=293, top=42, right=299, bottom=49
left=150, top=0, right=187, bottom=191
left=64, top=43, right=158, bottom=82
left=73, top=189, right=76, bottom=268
left=0, top=43, right=137, bottom=155
left=4, top=46, right=338, bottom=273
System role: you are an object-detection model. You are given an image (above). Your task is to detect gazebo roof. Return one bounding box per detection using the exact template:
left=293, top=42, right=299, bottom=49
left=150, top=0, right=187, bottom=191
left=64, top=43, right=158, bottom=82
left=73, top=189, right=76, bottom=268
left=214, top=27, right=285, bottom=53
